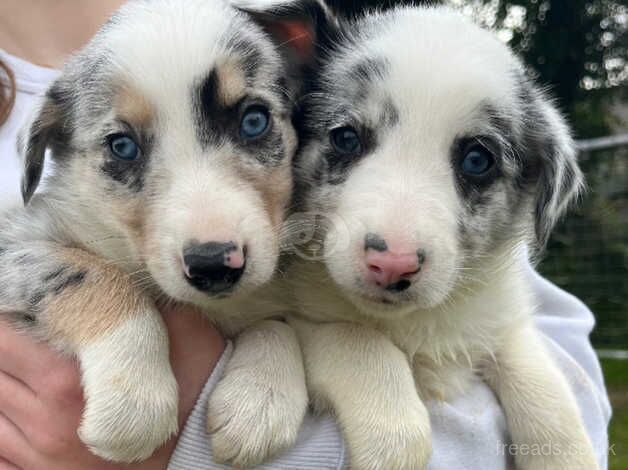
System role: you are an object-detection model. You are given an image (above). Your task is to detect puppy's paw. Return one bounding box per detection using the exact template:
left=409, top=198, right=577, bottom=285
left=207, top=366, right=307, bottom=467
left=79, top=382, right=178, bottom=462
left=77, top=317, right=179, bottom=462
left=345, top=403, right=432, bottom=470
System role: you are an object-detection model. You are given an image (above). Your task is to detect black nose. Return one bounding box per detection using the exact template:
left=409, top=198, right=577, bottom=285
left=183, top=241, right=245, bottom=294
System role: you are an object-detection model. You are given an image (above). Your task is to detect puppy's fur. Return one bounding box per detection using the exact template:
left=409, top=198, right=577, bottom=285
left=289, top=6, right=598, bottom=470
left=0, top=0, right=316, bottom=464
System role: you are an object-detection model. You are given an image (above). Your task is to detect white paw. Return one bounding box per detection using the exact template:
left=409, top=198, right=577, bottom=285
left=344, top=404, right=432, bottom=470
left=78, top=316, right=179, bottom=462
left=78, top=375, right=179, bottom=462
left=207, top=367, right=307, bottom=467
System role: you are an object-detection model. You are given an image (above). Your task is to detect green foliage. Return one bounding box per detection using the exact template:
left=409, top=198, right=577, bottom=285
left=491, top=0, right=627, bottom=137
left=603, top=358, right=628, bottom=388
left=540, top=146, right=628, bottom=348
left=601, top=359, right=628, bottom=469
left=610, top=404, right=628, bottom=470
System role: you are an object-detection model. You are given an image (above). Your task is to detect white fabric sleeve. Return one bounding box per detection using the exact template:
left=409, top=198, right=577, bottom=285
left=167, top=341, right=345, bottom=470
left=168, top=264, right=611, bottom=470
left=526, top=262, right=612, bottom=468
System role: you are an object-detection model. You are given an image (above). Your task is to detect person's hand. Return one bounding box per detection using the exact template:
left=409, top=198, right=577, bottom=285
left=0, top=305, right=224, bottom=470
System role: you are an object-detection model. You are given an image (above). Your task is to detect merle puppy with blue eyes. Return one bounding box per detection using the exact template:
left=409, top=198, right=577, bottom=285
left=0, top=0, right=320, bottom=466
left=288, top=6, right=599, bottom=470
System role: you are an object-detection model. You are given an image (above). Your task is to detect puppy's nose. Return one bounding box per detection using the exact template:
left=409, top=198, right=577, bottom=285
left=364, top=235, right=424, bottom=292
left=183, top=241, right=245, bottom=294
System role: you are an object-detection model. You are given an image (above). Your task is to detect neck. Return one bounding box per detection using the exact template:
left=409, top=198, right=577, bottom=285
left=0, top=0, right=126, bottom=69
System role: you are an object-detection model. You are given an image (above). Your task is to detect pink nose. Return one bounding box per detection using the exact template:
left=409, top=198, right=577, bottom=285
left=224, top=249, right=246, bottom=270
left=365, top=250, right=421, bottom=291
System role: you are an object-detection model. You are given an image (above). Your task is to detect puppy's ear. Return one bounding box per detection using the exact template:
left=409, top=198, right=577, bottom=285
left=522, top=86, right=584, bottom=247
left=19, top=81, right=73, bottom=205
left=235, top=0, right=337, bottom=65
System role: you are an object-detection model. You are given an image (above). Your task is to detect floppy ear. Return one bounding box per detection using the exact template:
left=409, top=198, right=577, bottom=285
left=19, top=81, right=72, bottom=205
left=523, top=90, right=584, bottom=247
left=234, top=0, right=337, bottom=65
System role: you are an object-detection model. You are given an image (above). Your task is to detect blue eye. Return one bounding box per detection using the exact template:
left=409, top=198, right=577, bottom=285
left=108, top=134, right=139, bottom=161
left=240, top=106, right=270, bottom=139
left=461, top=146, right=494, bottom=176
left=330, top=127, right=361, bottom=156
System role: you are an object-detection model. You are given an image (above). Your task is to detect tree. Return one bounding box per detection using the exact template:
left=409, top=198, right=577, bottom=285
left=490, top=0, right=627, bottom=137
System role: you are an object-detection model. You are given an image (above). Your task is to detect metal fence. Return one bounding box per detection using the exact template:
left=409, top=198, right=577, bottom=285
left=539, top=134, right=628, bottom=350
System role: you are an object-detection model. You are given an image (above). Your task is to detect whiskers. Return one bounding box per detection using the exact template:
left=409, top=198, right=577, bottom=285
left=93, top=253, right=158, bottom=293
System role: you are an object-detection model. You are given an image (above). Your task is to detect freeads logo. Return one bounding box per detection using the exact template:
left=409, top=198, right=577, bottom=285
left=497, top=441, right=605, bottom=458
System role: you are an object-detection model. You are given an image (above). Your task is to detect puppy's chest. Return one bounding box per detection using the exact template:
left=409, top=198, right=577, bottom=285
left=293, top=280, right=509, bottom=363
left=384, top=314, right=501, bottom=363
left=383, top=318, right=509, bottom=400
left=293, top=271, right=532, bottom=396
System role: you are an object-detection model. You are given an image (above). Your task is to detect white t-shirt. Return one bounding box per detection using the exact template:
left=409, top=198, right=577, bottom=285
left=0, top=50, right=611, bottom=470
left=0, top=49, right=59, bottom=209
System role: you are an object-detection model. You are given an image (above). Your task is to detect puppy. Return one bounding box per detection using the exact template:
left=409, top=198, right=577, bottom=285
left=0, top=0, right=317, bottom=464
left=290, top=6, right=599, bottom=470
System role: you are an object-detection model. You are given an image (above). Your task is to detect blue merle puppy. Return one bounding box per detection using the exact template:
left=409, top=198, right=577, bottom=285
left=0, top=0, right=324, bottom=465
left=288, top=5, right=598, bottom=470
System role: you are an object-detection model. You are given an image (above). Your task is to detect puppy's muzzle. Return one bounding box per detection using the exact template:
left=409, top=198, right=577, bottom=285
left=183, top=241, right=246, bottom=294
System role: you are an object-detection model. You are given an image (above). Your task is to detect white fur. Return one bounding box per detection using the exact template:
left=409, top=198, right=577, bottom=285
left=290, top=317, right=432, bottom=470
left=78, top=314, right=178, bottom=462
left=208, top=320, right=307, bottom=467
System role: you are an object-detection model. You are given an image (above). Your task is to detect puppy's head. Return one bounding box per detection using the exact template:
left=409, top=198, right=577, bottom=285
left=298, top=7, right=583, bottom=317
left=18, top=0, right=322, bottom=306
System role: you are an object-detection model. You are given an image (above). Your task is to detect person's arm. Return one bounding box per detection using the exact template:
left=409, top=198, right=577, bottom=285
left=528, top=264, right=612, bottom=468
left=0, top=305, right=224, bottom=470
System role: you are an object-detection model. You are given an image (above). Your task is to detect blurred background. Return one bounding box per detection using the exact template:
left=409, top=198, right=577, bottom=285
left=330, top=0, right=628, bottom=467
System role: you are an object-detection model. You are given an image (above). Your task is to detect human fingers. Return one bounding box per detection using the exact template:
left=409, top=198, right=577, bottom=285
left=160, top=304, right=224, bottom=426
left=0, top=413, right=32, bottom=469
left=0, top=320, right=72, bottom=394
left=0, top=372, right=39, bottom=436
left=0, top=456, right=20, bottom=470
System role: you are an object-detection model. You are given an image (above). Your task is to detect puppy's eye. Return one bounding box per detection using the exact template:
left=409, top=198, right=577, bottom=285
left=330, top=127, right=361, bottom=156
left=461, top=145, right=495, bottom=177
left=108, top=134, right=139, bottom=161
left=240, top=106, right=270, bottom=140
